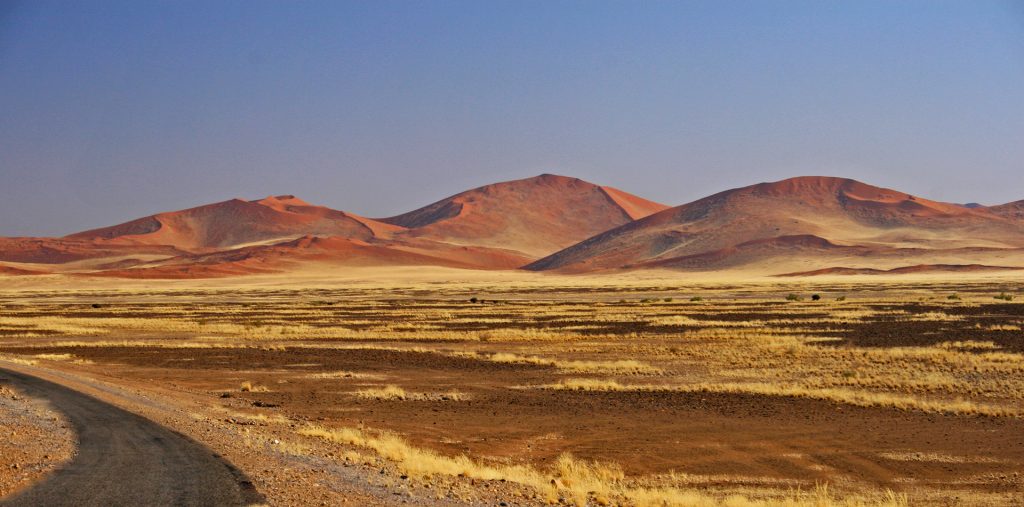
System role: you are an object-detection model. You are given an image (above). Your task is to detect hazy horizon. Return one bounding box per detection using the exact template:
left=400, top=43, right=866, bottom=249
left=2, top=1, right=1023, bottom=236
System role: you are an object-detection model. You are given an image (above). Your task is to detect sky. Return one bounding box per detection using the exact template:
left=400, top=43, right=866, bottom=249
left=1, top=1, right=1023, bottom=236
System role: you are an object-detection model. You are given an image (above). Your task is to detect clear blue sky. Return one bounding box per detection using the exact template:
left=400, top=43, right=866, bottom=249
left=2, top=0, right=1022, bottom=236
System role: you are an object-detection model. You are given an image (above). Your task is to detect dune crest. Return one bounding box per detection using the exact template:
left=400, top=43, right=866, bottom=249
left=66, top=197, right=393, bottom=251
left=379, top=174, right=668, bottom=257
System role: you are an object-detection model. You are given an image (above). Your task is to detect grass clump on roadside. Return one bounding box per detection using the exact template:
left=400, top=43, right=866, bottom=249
left=305, top=370, right=379, bottom=380
left=480, top=352, right=662, bottom=375
left=240, top=381, right=269, bottom=393
left=355, top=385, right=409, bottom=400
left=0, top=355, right=38, bottom=366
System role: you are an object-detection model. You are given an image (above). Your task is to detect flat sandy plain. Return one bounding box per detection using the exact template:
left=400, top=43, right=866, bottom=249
left=0, top=269, right=1022, bottom=506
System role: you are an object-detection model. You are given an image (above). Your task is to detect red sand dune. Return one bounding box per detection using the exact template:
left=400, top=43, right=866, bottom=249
left=67, top=195, right=400, bottom=252
left=379, top=174, right=668, bottom=257
left=4, top=175, right=1023, bottom=277
left=528, top=176, right=1024, bottom=272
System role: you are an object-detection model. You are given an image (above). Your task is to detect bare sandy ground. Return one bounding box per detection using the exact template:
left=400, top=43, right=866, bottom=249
left=3, top=263, right=1023, bottom=291
left=0, top=379, right=73, bottom=498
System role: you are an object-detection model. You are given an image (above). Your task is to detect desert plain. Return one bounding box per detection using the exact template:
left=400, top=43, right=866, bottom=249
left=1, top=268, right=1022, bottom=506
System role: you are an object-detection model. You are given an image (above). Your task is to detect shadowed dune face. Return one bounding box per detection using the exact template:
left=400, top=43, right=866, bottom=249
left=379, top=174, right=668, bottom=257
left=0, top=265, right=44, bottom=276
left=991, top=200, right=1024, bottom=220
left=0, top=237, right=185, bottom=265
left=527, top=176, right=1024, bottom=273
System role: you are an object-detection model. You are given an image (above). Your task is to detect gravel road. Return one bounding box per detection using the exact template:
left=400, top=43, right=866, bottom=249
left=0, top=366, right=264, bottom=507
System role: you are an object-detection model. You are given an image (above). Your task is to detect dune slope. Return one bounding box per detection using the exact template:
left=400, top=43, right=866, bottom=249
left=528, top=176, right=1024, bottom=273
left=380, top=174, right=668, bottom=257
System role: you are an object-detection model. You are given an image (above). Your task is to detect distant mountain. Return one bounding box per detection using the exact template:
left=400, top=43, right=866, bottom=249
left=527, top=176, right=1024, bottom=273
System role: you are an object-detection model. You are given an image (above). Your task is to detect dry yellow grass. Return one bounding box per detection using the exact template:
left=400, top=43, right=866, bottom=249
left=239, top=381, right=269, bottom=393
left=355, top=385, right=409, bottom=400
left=0, top=355, right=38, bottom=366
left=903, top=311, right=964, bottom=322
left=985, top=324, right=1021, bottom=331
left=482, top=352, right=663, bottom=375
left=31, top=353, right=76, bottom=361
left=30, top=353, right=95, bottom=365
left=304, top=370, right=378, bottom=380
left=355, top=385, right=469, bottom=402
left=298, top=424, right=907, bottom=507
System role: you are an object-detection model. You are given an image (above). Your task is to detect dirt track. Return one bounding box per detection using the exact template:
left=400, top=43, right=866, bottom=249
left=0, top=366, right=263, bottom=507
